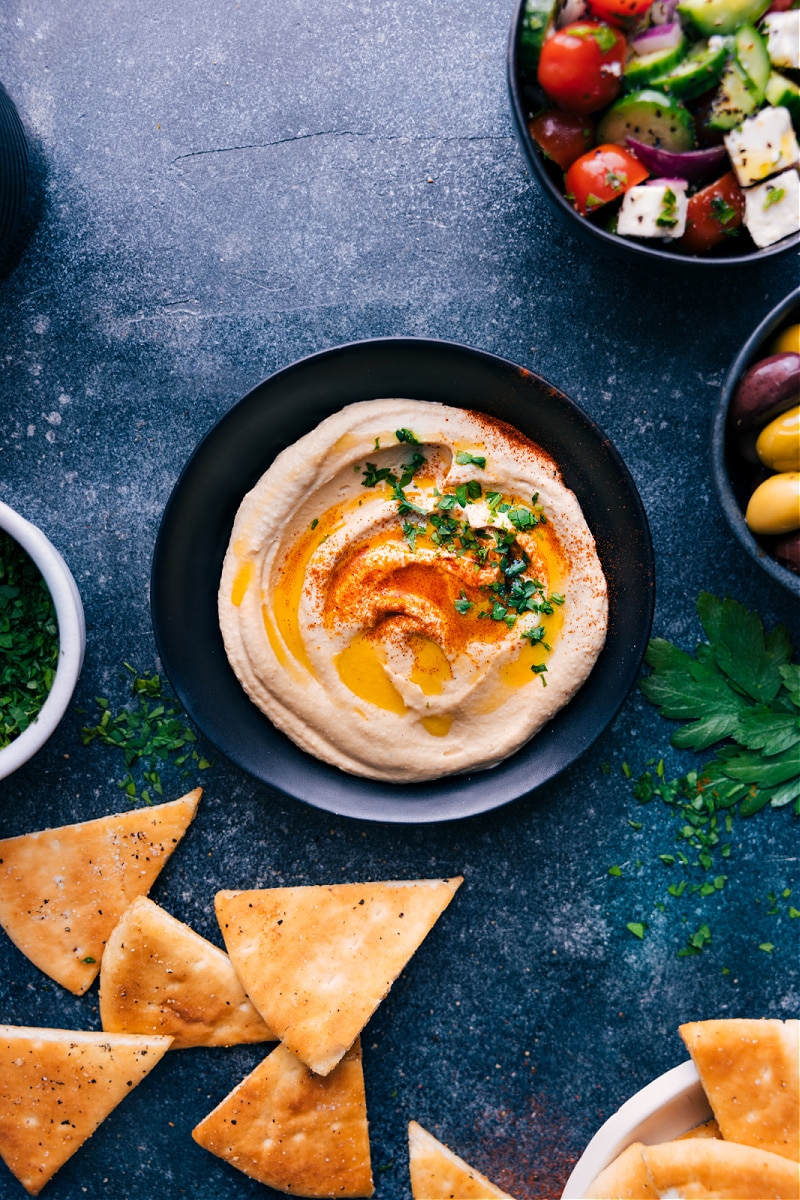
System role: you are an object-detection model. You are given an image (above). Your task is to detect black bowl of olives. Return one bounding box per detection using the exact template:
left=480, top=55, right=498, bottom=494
left=712, top=287, right=800, bottom=598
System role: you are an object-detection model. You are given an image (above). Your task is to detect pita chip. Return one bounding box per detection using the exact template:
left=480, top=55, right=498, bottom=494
left=192, top=1038, right=373, bottom=1198
left=679, top=1018, right=800, bottom=1160
left=0, top=1025, right=172, bottom=1196
left=641, top=1136, right=800, bottom=1199
left=0, top=789, right=201, bottom=995
left=216, top=876, right=462, bottom=1075
left=99, top=895, right=274, bottom=1048
left=676, top=1118, right=722, bottom=1140
left=408, top=1120, right=515, bottom=1199
left=588, top=1142, right=658, bottom=1199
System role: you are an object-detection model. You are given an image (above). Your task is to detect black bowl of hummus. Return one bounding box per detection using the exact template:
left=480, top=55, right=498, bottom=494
left=151, top=338, right=654, bottom=822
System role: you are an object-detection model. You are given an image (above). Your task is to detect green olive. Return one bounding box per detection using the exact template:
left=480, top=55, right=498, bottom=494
left=745, top=472, right=800, bottom=536
left=756, top=405, right=800, bottom=472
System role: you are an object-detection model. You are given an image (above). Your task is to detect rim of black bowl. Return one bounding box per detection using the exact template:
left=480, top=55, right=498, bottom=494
left=151, top=336, right=655, bottom=824
left=506, top=0, right=800, bottom=269
left=711, top=286, right=800, bottom=600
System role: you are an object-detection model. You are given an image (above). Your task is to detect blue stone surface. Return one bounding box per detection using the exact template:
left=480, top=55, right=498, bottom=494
left=0, top=2, right=797, bottom=1198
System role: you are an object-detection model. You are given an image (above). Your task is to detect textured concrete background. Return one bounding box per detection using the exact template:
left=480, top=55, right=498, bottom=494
left=0, top=1, right=798, bottom=1197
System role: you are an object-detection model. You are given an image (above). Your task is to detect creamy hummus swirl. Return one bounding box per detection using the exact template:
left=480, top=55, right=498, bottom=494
left=219, top=399, right=608, bottom=782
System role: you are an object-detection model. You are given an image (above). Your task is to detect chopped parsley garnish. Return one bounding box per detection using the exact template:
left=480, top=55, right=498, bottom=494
left=710, top=195, right=737, bottom=226
left=585, top=192, right=605, bottom=211
left=763, top=186, right=785, bottom=211
left=454, top=592, right=473, bottom=615
left=0, top=531, right=59, bottom=749
left=81, top=664, right=212, bottom=805
left=395, top=427, right=419, bottom=444
left=572, top=23, right=618, bottom=51
left=656, top=187, right=679, bottom=229
left=605, top=169, right=627, bottom=191
left=626, top=921, right=646, bottom=940
left=455, top=450, right=486, bottom=469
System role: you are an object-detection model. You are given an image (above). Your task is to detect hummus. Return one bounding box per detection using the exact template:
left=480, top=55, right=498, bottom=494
left=219, top=399, right=608, bottom=783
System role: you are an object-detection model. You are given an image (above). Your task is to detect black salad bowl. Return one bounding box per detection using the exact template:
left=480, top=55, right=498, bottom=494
left=506, top=0, right=800, bottom=268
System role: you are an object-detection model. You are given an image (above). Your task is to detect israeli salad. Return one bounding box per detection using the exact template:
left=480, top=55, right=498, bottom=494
left=517, top=0, right=800, bottom=254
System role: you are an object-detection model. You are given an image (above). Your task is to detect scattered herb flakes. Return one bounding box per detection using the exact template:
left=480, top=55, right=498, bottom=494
left=677, top=924, right=712, bottom=957
left=759, top=942, right=775, bottom=953
left=0, top=531, right=60, bottom=749
left=609, top=593, right=799, bottom=961
left=81, top=663, right=212, bottom=804
left=608, top=865, right=622, bottom=877
left=626, top=922, right=646, bottom=939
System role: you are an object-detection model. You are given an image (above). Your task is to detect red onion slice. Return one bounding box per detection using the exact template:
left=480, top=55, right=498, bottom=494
left=626, top=137, right=728, bottom=181
left=629, top=22, right=683, bottom=55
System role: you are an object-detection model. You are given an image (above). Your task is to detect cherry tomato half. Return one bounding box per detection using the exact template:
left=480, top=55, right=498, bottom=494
left=528, top=110, right=595, bottom=170
left=587, top=0, right=652, bottom=25
left=565, top=144, right=649, bottom=216
left=537, top=21, right=626, bottom=115
left=678, top=171, right=745, bottom=255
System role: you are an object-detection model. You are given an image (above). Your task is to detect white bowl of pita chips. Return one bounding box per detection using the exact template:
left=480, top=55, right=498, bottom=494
left=0, top=501, right=85, bottom=781
left=563, top=1018, right=800, bottom=1199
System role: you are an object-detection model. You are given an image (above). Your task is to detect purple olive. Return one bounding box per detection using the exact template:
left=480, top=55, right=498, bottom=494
left=730, top=352, right=800, bottom=434
left=773, top=530, right=800, bottom=574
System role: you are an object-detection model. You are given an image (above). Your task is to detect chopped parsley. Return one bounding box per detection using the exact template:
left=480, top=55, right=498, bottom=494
left=395, top=428, right=419, bottom=444
left=81, top=664, right=212, bottom=804
left=710, top=195, right=737, bottom=226
left=571, top=23, right=618, bottom=52
left=455, top=450, right=486, bottom=469
left=454, top=592, right=473, bottom=615
left=763, top=186, right=785, bottom=211
left=0, top=531, right=59, bottom=750
left=656, top=187, right=680, bottom=229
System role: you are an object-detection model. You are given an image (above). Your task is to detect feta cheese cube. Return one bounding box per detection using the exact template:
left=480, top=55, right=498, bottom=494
left=725, top=106, right=799, bottom=187
left=617, top=183, right=688, bottom=239
left=743, top=167, right=800, bottom=248
left=762, top=10, right=800, bottom=72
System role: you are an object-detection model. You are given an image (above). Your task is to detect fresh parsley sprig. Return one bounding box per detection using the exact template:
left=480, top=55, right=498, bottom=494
left=639, top=593, right=800, bottom=816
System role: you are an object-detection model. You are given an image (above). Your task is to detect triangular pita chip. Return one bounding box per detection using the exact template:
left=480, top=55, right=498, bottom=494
left=679, top=1018, right=800, bottom=1160
left=99, top=895, right=275, bottom=1048
left=0, top=1025, right=172, bottom=1195
left=677, top=1118, right=722, bottom=1141
left=0, top=789, right=201, bottom=994
left=588, top=1142, right=658, bottom=1199
left=192, top=1038, right=373, bottom=1198
left=640, top=1136, right=800, bottom=1199
left=216, top=877, right=462, bottom=1075
left=408, top=1120, right=515, bottom=1199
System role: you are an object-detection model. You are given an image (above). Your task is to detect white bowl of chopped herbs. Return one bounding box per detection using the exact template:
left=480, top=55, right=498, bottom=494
left=0, top=501, right=85, bottom=780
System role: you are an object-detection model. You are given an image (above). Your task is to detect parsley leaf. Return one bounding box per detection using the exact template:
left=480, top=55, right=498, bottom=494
left=455, top=450, right=486, bottom=469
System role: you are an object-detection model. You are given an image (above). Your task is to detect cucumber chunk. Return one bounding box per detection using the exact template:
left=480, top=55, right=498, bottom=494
left=596, top=89, right=696, bottom=149
left=625, top=38, right=687, bottom=88
left=518, top=0, right=558, bottom=70
left=650, top=38, right=729, bottom=99
left=733, top=23, right=770, bottom=103
left=678, top=0, right=769, bottom=36
left=766, top=72, right=800, bottom=129
left=705, top=57, right=758, bottom=129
